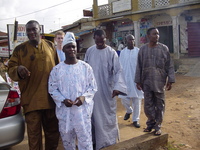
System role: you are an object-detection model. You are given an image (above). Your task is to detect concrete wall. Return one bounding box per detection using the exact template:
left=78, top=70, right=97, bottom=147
left=102, top=133, right=168, bottom=150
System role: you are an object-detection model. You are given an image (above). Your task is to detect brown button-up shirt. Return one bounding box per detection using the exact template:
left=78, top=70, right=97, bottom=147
left=8, top=39, right=59, bottom=114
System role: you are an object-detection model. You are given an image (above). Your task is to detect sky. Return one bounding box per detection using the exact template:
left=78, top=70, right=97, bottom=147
left=0, top=0, right=108, bottom=33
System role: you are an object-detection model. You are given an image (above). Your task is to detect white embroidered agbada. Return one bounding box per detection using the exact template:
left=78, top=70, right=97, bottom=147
left=48, top=60, right=97, bottom=150
left=84, top=45, right=127, bottom=150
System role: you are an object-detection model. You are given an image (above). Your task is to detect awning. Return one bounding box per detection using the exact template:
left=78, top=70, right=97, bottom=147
left=75, top=29, right=95, bottom=37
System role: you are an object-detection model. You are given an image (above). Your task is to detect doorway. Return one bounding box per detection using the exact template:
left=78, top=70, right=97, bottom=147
left=157, top=26, right=174, bottom=53
left=187, top=22, right=200, bottom=57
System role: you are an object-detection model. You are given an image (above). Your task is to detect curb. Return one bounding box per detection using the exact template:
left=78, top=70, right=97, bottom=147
left=102, top=133, right=168, bottom=150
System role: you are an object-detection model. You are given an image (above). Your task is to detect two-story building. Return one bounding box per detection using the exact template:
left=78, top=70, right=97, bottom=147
left=92, top=0, right=200, bottom=59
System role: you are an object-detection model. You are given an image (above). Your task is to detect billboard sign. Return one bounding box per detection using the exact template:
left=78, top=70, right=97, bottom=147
left=7, top=24, right=28, bottom=54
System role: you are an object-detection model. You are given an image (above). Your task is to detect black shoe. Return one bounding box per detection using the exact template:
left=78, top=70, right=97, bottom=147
left=124, top=113, right=131, bottom=120
left=133, top=121, right=140, bottom=128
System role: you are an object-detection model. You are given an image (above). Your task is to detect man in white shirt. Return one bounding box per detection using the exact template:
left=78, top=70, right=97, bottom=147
left=119, top=34, right=144, bottom=128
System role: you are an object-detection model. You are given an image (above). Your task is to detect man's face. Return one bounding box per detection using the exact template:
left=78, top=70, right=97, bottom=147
left=94, top=35, right=106, bottom=49
left=148, top=29, right=159, bottom=43
left=26, top=22, right=41, bottom=42
left=63, top=43, right=77, bottom=58
left=126, top=35, right=135, bottom=49
left=55, top=34, right=64, bottom=46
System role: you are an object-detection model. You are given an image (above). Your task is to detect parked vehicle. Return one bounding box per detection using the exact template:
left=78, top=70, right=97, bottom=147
left=0, top=75, right=25, bottom=149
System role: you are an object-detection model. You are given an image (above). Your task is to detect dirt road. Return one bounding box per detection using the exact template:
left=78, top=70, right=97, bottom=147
left=7, top=74, right=200, bottom=150
left=118, top=74, right=200, bottom=150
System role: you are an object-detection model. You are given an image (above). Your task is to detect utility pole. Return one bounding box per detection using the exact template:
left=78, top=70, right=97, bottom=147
left=59, top=18, right=61, bottom=28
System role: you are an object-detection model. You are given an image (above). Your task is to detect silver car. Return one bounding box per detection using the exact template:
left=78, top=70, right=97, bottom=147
left=0, top=75, right=25, bottom=149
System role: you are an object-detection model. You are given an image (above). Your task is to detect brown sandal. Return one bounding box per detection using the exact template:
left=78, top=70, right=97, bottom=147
left=143, top=127, right=152, bottom=132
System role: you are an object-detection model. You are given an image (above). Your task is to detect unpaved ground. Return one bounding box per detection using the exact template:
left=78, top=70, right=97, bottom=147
left=117, top=74, right=200, bottom=150
left=9, top=74, right=200, bottom=150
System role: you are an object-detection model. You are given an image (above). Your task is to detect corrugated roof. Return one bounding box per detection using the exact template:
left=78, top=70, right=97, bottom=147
left=0, top=39, right=8, bottom=44
left=0, top=31, right=7, bottom=37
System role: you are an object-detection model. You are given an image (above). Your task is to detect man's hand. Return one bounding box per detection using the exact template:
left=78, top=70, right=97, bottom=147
left=112, top=90, right=121, bottom=98
left=17, top=65, right=31, bottom=79
left=136, top=83, right=142, bottom=90
left=166, top=82, right=172, bottom=91
left=73, top=96, right=85, bottom=107
left=63, top=99, right=74, bottom=107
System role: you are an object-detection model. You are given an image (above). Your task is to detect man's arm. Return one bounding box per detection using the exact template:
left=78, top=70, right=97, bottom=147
left=48, top=67, right=66, bottom=108
left=165, top=82, right=172, bottom=91
left=164, top=45, right=175, bottom=84
left=81, top=65, right=97, bottom=103
left=8, top=46, right=23, bottom=81
left=135, top=48, right=143, bottom=88
left=112, top=49, right=127, bottom=97
left=136, top=83, right=143, bottom=91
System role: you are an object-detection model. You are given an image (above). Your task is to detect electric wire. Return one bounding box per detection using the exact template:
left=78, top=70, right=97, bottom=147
left=0, top=0, right=73, bottom=21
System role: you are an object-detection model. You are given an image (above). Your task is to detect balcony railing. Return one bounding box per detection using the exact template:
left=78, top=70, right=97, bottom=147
left=96, top=0, right=199, bottom=18
left=98, top=4, right=112, bottom=17
left=179, top=0, right=198, bottom=3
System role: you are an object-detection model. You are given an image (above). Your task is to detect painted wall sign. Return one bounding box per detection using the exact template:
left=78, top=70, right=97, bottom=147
left=156, top=20, right=172, bottom=26
left=0, top=47, right=10, bottom=57
left=112, top=0, right=131, bottom=13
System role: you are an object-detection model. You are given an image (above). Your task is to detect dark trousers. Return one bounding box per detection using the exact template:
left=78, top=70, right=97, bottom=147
left=25, top=109, right=60, bottom=150
left=143, top=90, right=165, bottom=130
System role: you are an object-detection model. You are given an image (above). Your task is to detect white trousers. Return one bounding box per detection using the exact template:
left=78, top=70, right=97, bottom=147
left=121, top=97, right=142, bottom=122
left=58, top=105, right=93, bottom=150
left=60, top=127, right=93, bottom=150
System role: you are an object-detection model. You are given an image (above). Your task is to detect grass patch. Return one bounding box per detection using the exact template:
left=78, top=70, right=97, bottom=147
left=159, top=141, right=192, bottom=150
left=158, top=141, right=179, bottom=150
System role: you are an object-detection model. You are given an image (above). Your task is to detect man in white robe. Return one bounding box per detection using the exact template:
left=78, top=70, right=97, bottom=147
left=119, top=34, right=144, bottom=128
left=84, top=29, right=127, bottom=150
left=49, top=32, right=97, bottom=150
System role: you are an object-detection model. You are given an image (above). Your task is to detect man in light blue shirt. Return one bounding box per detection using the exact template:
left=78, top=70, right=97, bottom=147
left=54, top=31, right=65, bottom=62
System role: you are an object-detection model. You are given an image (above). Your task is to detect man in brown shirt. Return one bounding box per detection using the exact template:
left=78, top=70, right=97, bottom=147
left=135, top=27, right=175, bottom=136
left=8, top=20, right=59, bottom=150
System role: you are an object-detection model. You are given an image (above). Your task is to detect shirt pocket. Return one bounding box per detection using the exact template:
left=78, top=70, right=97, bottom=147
left=156, top=58, right=165, bottom=69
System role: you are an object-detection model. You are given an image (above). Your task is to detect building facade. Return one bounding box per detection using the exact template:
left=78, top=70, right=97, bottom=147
left=92, top=0, right=200, bottom=58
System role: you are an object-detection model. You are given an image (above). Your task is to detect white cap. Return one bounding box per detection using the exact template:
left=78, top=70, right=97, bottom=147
left=62, top=32, right=76, bottom=47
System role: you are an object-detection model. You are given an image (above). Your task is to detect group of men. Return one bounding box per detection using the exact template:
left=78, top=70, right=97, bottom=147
left=8, top=20, right=175, bottom=150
